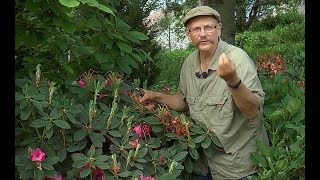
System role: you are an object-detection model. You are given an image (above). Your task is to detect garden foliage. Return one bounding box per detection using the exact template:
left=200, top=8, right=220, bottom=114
left=15, top=66, right=224, bottom=179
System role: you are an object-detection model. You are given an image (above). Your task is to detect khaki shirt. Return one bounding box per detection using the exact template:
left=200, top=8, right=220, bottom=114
left=179, top=39, right=269, bottom=179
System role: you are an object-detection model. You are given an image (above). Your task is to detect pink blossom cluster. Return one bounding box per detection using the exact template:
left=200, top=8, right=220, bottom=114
left=132, top=122, right=151, bottom=138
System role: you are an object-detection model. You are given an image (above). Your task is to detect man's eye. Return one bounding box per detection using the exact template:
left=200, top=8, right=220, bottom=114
left=193, top=28, right=201, bottom=32
left=204, top=26, right=213, bottom=30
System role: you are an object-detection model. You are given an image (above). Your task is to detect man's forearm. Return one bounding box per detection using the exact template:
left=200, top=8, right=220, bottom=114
left=229, top=83, right=260, bottom=119
left=154, top=92, right=187, bottom=112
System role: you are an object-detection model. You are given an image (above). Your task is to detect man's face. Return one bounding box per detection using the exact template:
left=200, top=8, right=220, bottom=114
left=186, top=16, right=221, bottom=52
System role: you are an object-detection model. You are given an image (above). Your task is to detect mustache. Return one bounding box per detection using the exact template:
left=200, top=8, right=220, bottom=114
left=195, top=39, right=215, bottom=46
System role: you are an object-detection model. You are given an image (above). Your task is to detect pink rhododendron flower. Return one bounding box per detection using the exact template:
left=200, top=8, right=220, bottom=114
left=158, top=153, right=165, bottom=164
left=133, top=123, right=151, bottom=138
left=76, top=79, right=86, bottom=86
left=98, top=93, right=109, bottom=99
left=30, top=148, right=46, bottom=162
left=81, top=162, right=91, bottom=170
left=140, top=174, right=155, bottom=180
left=145, top=103, right=155, bottom=111
left=162, top=86, right=170, bottom=92
left=129, top=139, right=139, bottom=149
left=165, top=125, right=172, bottom=132
left=142, top=122, right=151, bottom=135
left=133, top=125, right=142, bottom=138
left=120, top=90, right=130, bottom=96
left=94, top=166, right=105, bottom=180
left=104, top=78, right=111, bottom=86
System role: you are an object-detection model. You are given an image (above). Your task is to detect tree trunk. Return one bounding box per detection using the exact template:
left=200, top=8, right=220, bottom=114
left=207, top=0, right=236, bottom=45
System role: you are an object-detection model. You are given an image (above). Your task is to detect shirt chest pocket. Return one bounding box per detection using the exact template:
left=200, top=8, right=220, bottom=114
left=186, top=95, right=233, bottom=127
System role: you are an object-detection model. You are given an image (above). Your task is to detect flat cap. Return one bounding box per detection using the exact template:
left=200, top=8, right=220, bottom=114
left=183, top=6, right=221, bottom=26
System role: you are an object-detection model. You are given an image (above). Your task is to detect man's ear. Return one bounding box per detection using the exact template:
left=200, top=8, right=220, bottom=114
left=185, top=30, right=191, bottom=40
left=217, top=23, right=222, bottom=31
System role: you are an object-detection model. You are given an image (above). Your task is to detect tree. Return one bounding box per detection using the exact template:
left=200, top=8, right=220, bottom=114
left=235, top=0, right=305, bottom=32
left=197, top=0, right=237, bottom=45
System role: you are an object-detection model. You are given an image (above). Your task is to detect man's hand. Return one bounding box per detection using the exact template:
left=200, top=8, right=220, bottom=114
left=138, top=89, right=157, bottom=103
left=216, top=53, right=240, bottom=85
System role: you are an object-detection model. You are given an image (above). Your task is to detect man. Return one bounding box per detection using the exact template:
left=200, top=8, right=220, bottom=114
left=138, top=6, right=269, bottom=180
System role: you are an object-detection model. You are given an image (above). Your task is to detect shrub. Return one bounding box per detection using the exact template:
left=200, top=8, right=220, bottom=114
left=15, top=65, right=223, bottom=180
left=150, top=50, right=193, bottom=90
left=251, top=73, right=305, bottom=179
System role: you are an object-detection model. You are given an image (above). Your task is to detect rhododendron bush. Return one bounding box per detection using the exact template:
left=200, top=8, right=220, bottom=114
left=15, top=65, right=222, bottom=180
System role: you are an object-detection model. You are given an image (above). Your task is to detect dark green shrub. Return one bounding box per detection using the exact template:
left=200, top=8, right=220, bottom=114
left=150, top=50, right=193, bottom=91
left=249, top=10, right=304, bottom=32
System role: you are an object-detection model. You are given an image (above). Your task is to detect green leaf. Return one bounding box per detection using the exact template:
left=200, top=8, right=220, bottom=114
left=41, top=164, right=54, bottom=170
left=250, top=152, right=267, bottom=167
left=286, top=97, right=301, bottom=116
left=66, top=112, right=81, bottom=125
left=152, top=125, right=163, bottom=133
left=210, top=134, right=223, bottom=148
left=173, top=151, right=188, bottom=162
left=24, top=31, right=37, bottom=47
left=20, top=108, right=31, bottom=120
left=190, top=125, right=206, bottom=134
left=15, top=92, right=24, bottom=101
left=118, top=171, right=131, bottom=177
left=143, top=116, right=162, bottom=125
left=135, top=158, right=147, bottom=163
left=134, top=163, right=143, bottom=170
left=275, top=171, right=287, bottom=179
left=130, top=52, right=143, bottom=63
left=53, top=16, right=63, bottom=27
left=89, top=133, right=105, bottom=148
left=108, top=130, right=122, bottom=138
left=63, top=64, right=74, bottom=74
left=184, top=157, right=193, bottom=173
left=95, top=53, right=110, bottom=63
left=34, top=168, right=44, bottom=180
left=128, top=31, right=149, bottom=40
left=123, top=33, right=141, bottom=44
left=42, top=170, right=58, bottom=178
left=96, top=4, right=114, bottom=15
left=42, top=156, right=60, bottom=166
left=203, top=144, right=213, bottom=158
left=85, top=46, right=98, bottom=54
left=201, top=136, right=211, bottom=149
left=137, top=148, right=148, bottom=159
left=74, top=129, right=87, bottom=141
left=159, top=173, right=177, bottom=180
left=118, top=60, right=132, bottom=74
left=29, top=119, right=48, bottom=128
left=87, top=145, right=96, bottom=157
left=59, top=0, right=80, bottom=7
left=50, top=108, right=62, bottom=119
left=73, top=159, right=88, bottom=169
left=80, top=167, right=91, bottom=178
left=62, top=22, right=76, bottom=34
left=117, top=42, right=132, bottom=53
left=86, top=17, right=101, bottom=29
left=66, top=145, right=79, bottom=152
left=95, top=161, right=110, bottom=169
left=194, top=134, right=206, bottom=143
left=95, top=155, right=109, bottom=162
left=58, top=148, right=67, bottom=162
left=189, top=148, right=199, bottom=160
left=15, top=155, right=30, bottom=166
left=20, top=99, right=28, bottom=110
left=32, top=99, right=43, bottom=112
left=71, top=153, right=87, bottom=161
left=54, top=120, right=71, bottom=129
